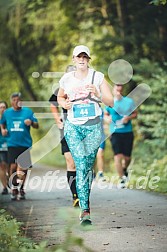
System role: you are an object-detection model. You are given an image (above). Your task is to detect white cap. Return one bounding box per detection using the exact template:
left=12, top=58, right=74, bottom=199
left=73, top=45, right=91, bottom=58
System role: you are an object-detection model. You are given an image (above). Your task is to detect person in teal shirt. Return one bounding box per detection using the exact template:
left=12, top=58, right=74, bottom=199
left=106, top=84, right=137, bottom=188
left=1, top=92, right=39, bottom=200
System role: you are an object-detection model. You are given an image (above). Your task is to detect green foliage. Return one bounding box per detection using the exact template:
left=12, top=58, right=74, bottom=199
left=150, top=0, right=167, bottom=5
left=1, top=0, right=167, bottom=101
left=133, top=59, right=167, bottom=156
left=0, top=0, right=167, bottom=192
left=128, top=142, right=167, bottom=193
left=39, top=146, right=66, bottom=168
left=0, top=209, right=34, bottom=252
left=0, top=0, right=59, bottom=100
left=98, top=59, right=167, bottom=193
left=0, top=209, right=94, bottom=252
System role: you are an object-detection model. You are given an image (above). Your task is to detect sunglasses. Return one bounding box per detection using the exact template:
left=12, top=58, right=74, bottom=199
left=77, top=54, right=90, bottom=59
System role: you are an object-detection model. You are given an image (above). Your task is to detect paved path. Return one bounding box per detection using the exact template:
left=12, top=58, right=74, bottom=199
left=0, top=165, right=167, bottom=252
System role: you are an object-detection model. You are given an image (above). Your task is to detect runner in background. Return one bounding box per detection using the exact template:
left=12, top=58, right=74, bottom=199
left=0, top=92, right=39, bottom=200
left=49, top=65, right=79, bottom=207
left=106, top=84, right=137, bottom=188
left=0, top=101, right=9, bottom=195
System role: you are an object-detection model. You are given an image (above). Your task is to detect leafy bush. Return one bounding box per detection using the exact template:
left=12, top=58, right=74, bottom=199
left=133, top=59, right=167, bottom=156
left=0, top=209, right=94, bottom=252
left=100, top=59, right=167, bottom=193
left=127, top=141, right=167, bottom=193
left=0, top=209, right=35, bottom=252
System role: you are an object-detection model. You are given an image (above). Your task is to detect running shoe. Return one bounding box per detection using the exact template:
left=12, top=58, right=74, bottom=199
left=19, top=189, right=26, bottom=200
left=1, top=187, right=8, bottom=195
left=11, top=188, right=18, bottom=200
left=118, top=175, right=127, bottom=189
left=73, top=198, right=79, bottom=207
left=79, top=210, right=92, bottom=225
left=123, top=168, right=128, bottom=177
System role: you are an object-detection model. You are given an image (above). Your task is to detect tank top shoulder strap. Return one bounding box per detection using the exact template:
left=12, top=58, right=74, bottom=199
left=91, top=70, right=96, bottom=84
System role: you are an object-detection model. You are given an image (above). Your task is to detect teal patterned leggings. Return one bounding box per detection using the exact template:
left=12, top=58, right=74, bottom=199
left=64, top=120, right=102, bottom=211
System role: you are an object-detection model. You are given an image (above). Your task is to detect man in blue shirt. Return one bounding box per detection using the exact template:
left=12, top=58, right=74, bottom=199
left=1, top=92, right=39, bottom=200
left=106, top=84, right=137, bottom=188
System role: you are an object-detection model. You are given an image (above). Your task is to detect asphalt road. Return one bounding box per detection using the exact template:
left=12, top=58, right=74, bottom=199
left=0, top=165, right=167, bottom=252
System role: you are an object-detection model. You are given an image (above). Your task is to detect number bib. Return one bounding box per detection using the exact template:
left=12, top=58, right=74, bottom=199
left=115, top=119, right=125, bottom=129
left=73, top=103, right=96, bottom=118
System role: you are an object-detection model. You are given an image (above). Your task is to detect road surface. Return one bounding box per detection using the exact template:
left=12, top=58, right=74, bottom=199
left=0, top=165, right=167, bottom=252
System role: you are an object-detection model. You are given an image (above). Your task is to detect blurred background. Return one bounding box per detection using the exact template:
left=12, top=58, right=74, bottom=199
left=0, top=0, right=167, bottom=192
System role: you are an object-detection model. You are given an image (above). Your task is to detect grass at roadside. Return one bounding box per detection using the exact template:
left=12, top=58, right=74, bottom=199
left=0, top=209, right=94, bottom=252
left=39, top=146, right=66, bottom=168
left=101, top=141, right=167, bottom=194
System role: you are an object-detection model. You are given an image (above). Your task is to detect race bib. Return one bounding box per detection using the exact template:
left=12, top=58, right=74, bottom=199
left=0, top=142, right=7, bottom=151
left=115, top=119, right=125, bottom=129
left=73, top=103, right=95, bottom=118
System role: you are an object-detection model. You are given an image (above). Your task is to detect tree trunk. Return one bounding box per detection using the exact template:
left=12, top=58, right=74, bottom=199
left=116, top=0, right=132, bottom=54
left=8, top=39, right=38, bottom=101
left=10, top=57, right=38, bottom=101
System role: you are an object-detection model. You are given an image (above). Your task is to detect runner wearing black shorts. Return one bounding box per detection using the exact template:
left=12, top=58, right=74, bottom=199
left=1, top=93, right=39, bottom=200
left=106, top=84, right=137, bottom=188
left=60, top=129, right=70, bottom=154
left=110, top=132, right=134, bottom=157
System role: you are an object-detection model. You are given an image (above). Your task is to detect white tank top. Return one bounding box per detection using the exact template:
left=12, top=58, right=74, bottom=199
left=59, top=68, right=103, bottom=124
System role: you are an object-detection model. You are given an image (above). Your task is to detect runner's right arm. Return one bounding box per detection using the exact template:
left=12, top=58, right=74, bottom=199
left=57, top=88, right=72, bottom=110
